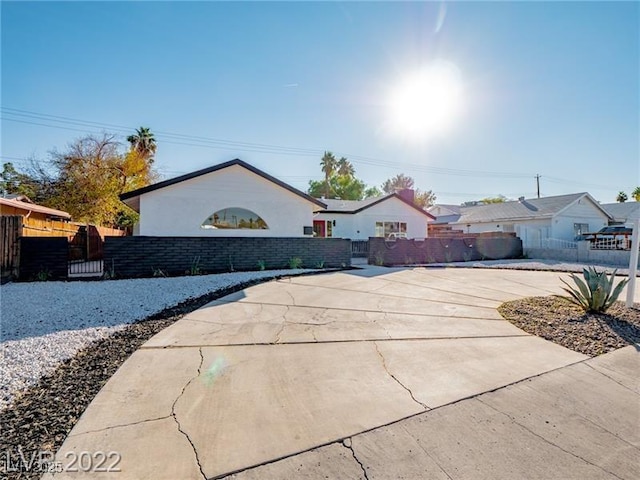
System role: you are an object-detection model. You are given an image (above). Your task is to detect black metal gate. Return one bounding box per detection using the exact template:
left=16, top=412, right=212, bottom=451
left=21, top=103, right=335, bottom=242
left=68, top=226, right=104, bottom=277
left=351, top=240, right=369, bottom=258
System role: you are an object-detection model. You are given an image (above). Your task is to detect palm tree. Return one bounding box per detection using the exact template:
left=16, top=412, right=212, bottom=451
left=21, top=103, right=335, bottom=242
left=616, top=191, right=628, bottom=203
left=337, top=157, right=355, bottom=177
left=320, top=151, right=337, bottom=198
left=127, top=127, right=157, bottom=163
left=632, top=186, right=640, bottom=202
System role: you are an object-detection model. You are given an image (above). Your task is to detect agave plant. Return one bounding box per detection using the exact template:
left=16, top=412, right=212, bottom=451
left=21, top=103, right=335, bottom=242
left=558, top=267, right=629, bottom=313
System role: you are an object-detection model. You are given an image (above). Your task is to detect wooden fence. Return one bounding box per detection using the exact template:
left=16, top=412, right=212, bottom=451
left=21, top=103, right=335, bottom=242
left=1, top=215, right=125, bottom=281
left=1, top=216, right=22, bottom=282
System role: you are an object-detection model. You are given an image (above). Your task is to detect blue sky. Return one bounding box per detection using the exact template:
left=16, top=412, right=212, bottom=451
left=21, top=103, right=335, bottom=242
left=2, top=1, right=638, bottom=205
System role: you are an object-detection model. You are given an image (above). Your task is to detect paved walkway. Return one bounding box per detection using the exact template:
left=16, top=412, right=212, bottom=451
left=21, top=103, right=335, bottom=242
left=47, top=267, right=639, bottom=479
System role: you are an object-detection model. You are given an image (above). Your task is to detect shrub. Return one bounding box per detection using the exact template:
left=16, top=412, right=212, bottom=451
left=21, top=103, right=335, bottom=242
left=257, top=259, right=266, bottom=271
left=557, top=267, right=629, bottom=313
left=288, top=257, right=303, bottom=269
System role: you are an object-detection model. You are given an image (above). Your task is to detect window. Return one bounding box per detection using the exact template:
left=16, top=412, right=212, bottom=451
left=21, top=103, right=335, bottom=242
left=574, top=223, right=589, bottom=236
left=201, top=208, right=268, bottom=229
left=375, top=221, right=407, bottom=238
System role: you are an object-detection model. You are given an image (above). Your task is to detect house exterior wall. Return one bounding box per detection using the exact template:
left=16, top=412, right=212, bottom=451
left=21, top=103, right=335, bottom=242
left=553, top=200, right=609, bottom=239
left=316, top=197, right=430, bottom=239
left=137, top=164, right=317, bottom=237
left=0, top=204, right=50, bottom=222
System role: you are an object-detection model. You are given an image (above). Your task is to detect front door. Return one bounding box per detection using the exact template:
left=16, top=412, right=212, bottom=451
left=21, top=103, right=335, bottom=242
left=313, top=220, right=326, bottom=237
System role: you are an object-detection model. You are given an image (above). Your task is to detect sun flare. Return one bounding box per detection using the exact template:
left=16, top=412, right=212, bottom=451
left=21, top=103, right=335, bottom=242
left=388, top=62, right=463, bottom=139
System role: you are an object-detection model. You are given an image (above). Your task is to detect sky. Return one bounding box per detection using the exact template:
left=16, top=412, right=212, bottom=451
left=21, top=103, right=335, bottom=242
left=2, top=1, right=639, bottom=206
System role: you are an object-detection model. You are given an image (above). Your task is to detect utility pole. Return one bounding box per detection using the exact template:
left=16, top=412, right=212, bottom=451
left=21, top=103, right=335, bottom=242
left=535, top=174, right=541, bottom=198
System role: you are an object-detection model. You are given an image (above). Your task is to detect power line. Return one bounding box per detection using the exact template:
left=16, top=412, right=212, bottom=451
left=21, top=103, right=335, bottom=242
left=2, top=107, right=537, bottom=179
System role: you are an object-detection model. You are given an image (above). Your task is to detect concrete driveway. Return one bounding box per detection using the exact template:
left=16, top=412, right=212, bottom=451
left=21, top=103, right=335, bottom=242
left=47, top=267, right=639, bottom=479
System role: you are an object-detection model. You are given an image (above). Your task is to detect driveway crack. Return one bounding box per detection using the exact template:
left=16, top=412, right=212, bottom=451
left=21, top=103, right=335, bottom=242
left=374, top=342, right=428, bottom=410
left=172, top=347, right=206, bottom=480
left=342, top=438, right=369, bottom=480
left=67, top=416, right=172, bottom=437
left=477, top=398, right=626, bottom=479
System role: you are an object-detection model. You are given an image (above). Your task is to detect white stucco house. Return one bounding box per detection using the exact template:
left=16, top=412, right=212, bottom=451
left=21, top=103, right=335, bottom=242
left=120, top=159, right=326, bottom=236
left=313, top=194, right=435, bottom=240
left=430, top=192, right=612, bottom=247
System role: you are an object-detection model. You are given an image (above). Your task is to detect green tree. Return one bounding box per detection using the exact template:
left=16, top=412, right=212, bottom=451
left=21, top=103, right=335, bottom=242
left=616, top=191, right=628, bottom=203
left=381, top=173, right=414, bottom=194
left=337, top=157, right=355, bottom=177
left=631, top=187, right=640, bottom=201
left=308, top=153, right=378, bottom=200
left=8, top=133, right=158, bottom=227
left=479, top=195, right=508, bottom=204
left=1, top=162, right=39, bottom=198
left=380, top=173, right=436, bottom=208
left=320, top=151, right=338, bottom=198
left=414, top=189, right=437, bottom=209
left=127, top=127, right=157, bottom=162
left=364, top=186, right=382, bottom=198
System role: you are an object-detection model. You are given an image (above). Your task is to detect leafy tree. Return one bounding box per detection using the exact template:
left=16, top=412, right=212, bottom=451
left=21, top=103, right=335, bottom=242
left=616, top=191, right=628, bottom=203
left=337, top=157, right=355, bottom=177
left=414, top=189, right=437, bottom=209
left=380, top=173, right=436, bottom=209
left=381, top=173, right=414, bottom=194
left=320, top=151, right=338, bottom=198
left=632, top=187, right=640, bottom=201
left=479, top=195, right=508, bottom=204
left=309, top=153, right=377, bottom=200
left=364, top=186, right=382, bottom=198
left=127, top=127, right=157, bottom=162
left=1, top=162, right=39, bottom=198
left=6, top=133, right=158, bottom=227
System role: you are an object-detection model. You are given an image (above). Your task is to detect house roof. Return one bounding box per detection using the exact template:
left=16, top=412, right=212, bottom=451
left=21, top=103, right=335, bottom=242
left=0, top=196, right=71, bottom=219
left=453, top=192, right=611, bottom=224
left=320, top=193, right=435, bottom=219
left=120, top=159, right=327, bottom=211
left=600, top=202, right=640, bottom=222
left=427, top=204, right=462, bottom=216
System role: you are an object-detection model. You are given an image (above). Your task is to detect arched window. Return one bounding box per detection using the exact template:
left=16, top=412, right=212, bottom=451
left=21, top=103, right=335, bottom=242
left=201, top=208, right=269, bottom=229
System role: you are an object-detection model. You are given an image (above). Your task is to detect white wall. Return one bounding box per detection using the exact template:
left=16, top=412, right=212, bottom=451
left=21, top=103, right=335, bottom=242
left=138, top=164, right=317, bottom=237
left=553, top=199, right=609, bottom=239
left=316, top=197, right=430, bottom=239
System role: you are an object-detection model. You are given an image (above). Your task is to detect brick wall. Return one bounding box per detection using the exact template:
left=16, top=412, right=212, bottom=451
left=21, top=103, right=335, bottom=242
left=19, top=237, right=68, bottom=280
left=104, top=236, right=351, bottom=278
left=368, top=236, right=523, bottom=266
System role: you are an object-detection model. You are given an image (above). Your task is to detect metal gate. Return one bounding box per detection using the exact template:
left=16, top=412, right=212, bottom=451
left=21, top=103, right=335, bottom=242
left=351, top=240, right=369, bottom=258
left=68, top=226, right=104, bottom=277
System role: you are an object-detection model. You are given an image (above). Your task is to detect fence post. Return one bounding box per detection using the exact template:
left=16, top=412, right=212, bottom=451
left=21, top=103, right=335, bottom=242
left=625, top=218, right=639, bottom=308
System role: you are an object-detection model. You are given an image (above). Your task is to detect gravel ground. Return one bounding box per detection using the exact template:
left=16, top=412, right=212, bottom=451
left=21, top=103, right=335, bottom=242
left=0, top=269, right=315, bottom=410
left=499, top=297, right=640, bottom=356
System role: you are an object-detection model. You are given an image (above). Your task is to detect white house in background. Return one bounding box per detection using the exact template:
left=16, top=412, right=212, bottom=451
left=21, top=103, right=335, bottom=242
left=601, top=202, right=640, bottom=227
left=313, top=194, right=435, bottom=240
left=426, top=204, right=462, bottom=225
left=431, top=192, right=611, bottom=247
left=120, top=159, right=326, bottom=237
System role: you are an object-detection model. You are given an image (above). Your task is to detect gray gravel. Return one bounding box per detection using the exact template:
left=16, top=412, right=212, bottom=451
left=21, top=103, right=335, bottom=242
left=0, top=270, right=313, bottom=410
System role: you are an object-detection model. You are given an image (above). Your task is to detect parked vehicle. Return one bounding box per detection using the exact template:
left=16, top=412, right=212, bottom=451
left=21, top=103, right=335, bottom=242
left=578, top=226, right=633, bottom=249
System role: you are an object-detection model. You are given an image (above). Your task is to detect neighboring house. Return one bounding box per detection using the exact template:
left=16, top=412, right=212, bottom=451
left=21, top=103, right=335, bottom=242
left=601, top=202, right=640, bottom=227
left=314, top=194, right=435, bottom=240
left=426, top=204, right=462, bottom=225
left=439, top=192, right=611, bottom=247
left=0, top=195, right=71, bottom=221
left=120, top=159, right=326, bottom=237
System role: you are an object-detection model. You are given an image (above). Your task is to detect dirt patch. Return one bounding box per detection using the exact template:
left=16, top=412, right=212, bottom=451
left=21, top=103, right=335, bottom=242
left=498, top=296, right=640, bottom=357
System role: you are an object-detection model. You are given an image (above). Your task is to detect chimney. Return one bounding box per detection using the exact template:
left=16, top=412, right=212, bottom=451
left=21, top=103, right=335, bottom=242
left=398, top=188, right=415, bottom=204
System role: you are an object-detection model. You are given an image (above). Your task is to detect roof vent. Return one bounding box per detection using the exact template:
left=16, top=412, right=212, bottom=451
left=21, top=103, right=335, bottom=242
left=518, top=196, right=525, bottom=202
